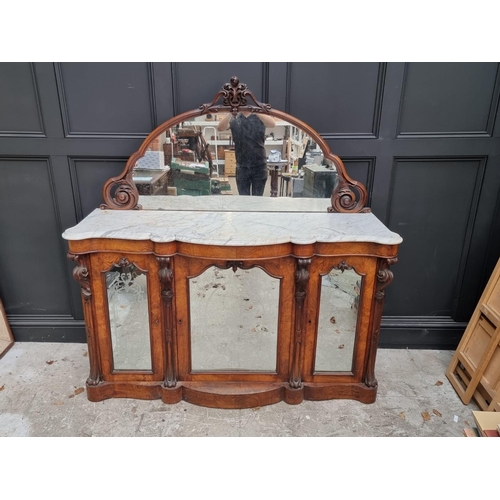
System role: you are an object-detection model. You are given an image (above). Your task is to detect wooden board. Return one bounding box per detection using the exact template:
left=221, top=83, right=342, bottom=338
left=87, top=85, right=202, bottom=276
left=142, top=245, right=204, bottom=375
left=224, top=149, right=236, bottom=176
left=472, top=410, right=500, bottom=435
left=0, top=298, right=14, bottom=359
left=489, top=388, right=500, bottom=412
left=446, top=256, right=500, bottom=405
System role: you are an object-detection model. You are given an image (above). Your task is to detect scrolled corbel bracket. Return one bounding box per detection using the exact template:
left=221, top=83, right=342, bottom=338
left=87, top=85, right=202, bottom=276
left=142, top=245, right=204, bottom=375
left=327, top=175, right=370, bottom=214
left=289, top=258, right=311, bottom=390
left=157, top=256, right=176, bottom=389
left=67, top=253, right=102, bottom=386
left=100, top=171, right=142, bottom=211
left=68, top=253, right=91, bottom=302
left=364, top=257, right=398, bottom=388
left=375, top=257, right=398, bottom=300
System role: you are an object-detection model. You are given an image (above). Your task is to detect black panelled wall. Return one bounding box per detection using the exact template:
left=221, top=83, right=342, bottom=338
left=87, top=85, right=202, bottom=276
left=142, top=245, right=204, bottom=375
left=0, top=62, right=499, bottom=348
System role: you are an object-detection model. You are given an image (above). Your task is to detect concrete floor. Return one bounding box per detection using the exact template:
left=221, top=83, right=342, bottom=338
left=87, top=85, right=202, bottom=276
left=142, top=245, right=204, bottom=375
left=0, top=342, right=479, bottom=437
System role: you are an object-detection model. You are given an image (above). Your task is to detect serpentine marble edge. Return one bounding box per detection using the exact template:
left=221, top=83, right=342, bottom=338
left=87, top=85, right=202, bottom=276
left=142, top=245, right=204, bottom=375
left=63, top=207, right=403, bottom=246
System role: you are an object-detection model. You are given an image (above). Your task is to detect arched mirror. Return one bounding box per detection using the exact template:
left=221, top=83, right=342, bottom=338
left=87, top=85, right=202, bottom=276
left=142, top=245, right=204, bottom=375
left=100, top=76, right=369, bottom=213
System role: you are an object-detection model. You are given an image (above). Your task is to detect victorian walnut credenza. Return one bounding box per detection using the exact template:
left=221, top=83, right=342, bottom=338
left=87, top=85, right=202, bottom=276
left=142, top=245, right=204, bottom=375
left=62, top=76, right=402, bottom=408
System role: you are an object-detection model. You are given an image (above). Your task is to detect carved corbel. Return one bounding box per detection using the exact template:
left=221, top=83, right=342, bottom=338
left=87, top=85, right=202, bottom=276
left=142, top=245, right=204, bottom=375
left=364, top=257, right=398, bottom=388
left=68, top=253, right=101, bottom=386
left=157, top=257, right=176, bottom=388
left=290, top=258, right=311, bottom=389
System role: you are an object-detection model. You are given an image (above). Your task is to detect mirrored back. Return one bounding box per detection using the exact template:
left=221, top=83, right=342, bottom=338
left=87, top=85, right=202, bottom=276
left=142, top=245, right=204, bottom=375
left=131, top=112, right=338, bottom=209
left=100, top=76, right=368, bottom=213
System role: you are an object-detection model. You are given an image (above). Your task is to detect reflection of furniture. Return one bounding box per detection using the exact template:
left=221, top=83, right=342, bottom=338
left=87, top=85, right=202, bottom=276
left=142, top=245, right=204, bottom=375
left=291, top=177, right=304, bottom=197
left=446, top=256, right=500, bottom=411
left=169, top=128, right=214, bottom=175
left=279, top=172, right=298, bottom=197
left=224, top=149, right=236, bottom=177
left=202, top=126, right=220, bottom=176
left=303, top=165, right=337, bottom=198
left=132, top=169, right=169, bottom=196
left=63, top=197, right=401, bottom=408
left=267, top=160, right=289, bottom=197
left=169, top=159, right=211, bottom=196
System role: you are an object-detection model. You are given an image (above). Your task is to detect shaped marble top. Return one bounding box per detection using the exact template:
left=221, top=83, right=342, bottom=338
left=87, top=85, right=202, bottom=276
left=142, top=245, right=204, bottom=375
left=63, top=199, right=403, bottom=247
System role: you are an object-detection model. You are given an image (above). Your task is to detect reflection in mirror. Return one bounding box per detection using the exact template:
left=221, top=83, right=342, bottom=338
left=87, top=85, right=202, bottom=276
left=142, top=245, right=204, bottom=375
left=106, top=261, right=152, bottom=371
left=190, top=266, right=279, bottom=372
left=132, top=112, right=339, bottom=205
left=315, top=265, right=362, bottom=372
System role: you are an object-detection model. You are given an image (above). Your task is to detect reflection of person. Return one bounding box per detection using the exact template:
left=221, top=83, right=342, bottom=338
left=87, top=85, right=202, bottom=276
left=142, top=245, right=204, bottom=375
left=218, top=111, right=276, bottom=195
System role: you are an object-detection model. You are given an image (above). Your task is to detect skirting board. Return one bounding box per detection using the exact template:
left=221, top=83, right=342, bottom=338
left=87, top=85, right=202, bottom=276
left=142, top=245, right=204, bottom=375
left=7, top=315, right=468, bottom=350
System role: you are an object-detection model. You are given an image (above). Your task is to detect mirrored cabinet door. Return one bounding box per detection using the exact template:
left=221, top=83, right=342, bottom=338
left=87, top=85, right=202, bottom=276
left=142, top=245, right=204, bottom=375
left=105, top=259, right=152, bottom=371
left=314, top=265, right=363, bottom=373
left=189, top=265, right=280, bottom=372
left=91, top=253, right=163, bottom=379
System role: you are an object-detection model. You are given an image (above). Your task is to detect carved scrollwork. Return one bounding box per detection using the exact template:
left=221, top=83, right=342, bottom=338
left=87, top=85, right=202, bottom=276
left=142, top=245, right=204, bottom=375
left=334, top=261, right=353, bottom=273
left=216, top=261, right=247, bottom=273
left=157, top=256, right=176, bottom=388
left=375, top=257, right=398, bottom=300
left=68, top=253, right=91, bottom=302
left=199, top=76, right=272, bottom=117
left=158, top=258, right=174, bottom=303
left=290, top=258, right=311, bottom=389
left=117, top=257, right=131, bottom=269
left=327, top=175, right=369, bottom=214
left=67, top=253, right=101, bottom=386
left=100, top=172, right=141, bottom=211
left=364, top=257, right=398, bottom=388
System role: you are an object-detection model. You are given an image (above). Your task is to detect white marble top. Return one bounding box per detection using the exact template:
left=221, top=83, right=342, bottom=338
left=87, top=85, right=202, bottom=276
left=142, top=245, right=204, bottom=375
left=63, top=200, right=402, bottom=246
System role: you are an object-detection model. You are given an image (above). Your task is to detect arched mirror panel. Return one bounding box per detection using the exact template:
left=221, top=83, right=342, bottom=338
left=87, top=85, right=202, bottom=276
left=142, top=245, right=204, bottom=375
left=101, top=77, right=368, bottom=213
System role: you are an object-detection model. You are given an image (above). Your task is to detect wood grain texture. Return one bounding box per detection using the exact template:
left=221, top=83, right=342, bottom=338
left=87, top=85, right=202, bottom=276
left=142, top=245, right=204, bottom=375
left=89, top=252, right=164, bottom=382
left=0, top=298, right=14, bottom=359
left=72, top=238, right=397, bottom=408
left=446, top=256, right=500, bottom=406
left=68, top=253, right=101, bottom=385
left=86, top=380, right=378, bottom=407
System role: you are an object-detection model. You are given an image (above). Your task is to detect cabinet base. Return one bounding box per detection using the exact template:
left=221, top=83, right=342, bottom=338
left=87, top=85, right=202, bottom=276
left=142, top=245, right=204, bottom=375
left=86, top=381, right=377, bottom=408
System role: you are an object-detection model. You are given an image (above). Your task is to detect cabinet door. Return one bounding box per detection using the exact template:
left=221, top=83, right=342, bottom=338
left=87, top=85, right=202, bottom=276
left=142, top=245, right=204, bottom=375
left=90, top=252, right=164, bottom=381
left=303, top=256, right=377, bottom=382
left=174, top=256, right=294, bottom=382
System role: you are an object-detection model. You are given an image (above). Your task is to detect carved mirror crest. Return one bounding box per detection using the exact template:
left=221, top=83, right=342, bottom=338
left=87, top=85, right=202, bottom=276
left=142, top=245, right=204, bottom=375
left=101, top=76, right=369, bottom=213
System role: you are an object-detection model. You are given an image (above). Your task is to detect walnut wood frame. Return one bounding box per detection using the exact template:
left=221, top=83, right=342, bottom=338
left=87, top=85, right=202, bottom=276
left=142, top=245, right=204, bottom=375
left=68, top=237, right=398, bottom=408
left=101, top=76, right=368, bottom=213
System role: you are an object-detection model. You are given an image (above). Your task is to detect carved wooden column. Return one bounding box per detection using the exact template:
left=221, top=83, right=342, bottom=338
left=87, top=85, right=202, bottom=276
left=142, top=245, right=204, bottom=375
left=68, top=253, right=102, bottom=386
left=290, top=258, right=311, bottom=390
left=364, top=257, right=397, bottom=388
left=157, top=256, right=176, bottom=388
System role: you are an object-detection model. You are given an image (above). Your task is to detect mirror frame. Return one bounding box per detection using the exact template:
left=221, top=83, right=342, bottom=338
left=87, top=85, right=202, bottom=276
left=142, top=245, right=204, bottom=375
left=101, top=76, right=369, bottom=213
